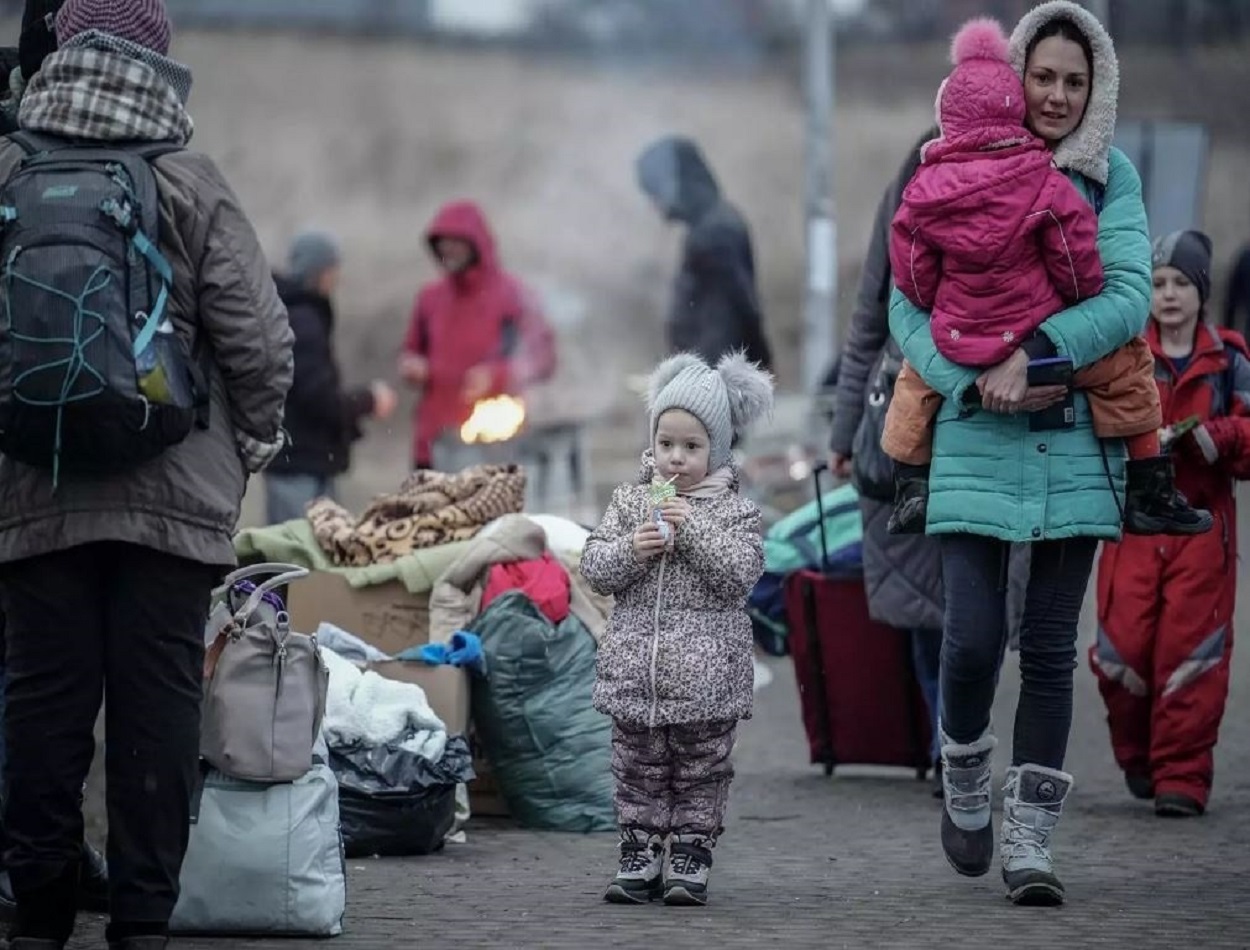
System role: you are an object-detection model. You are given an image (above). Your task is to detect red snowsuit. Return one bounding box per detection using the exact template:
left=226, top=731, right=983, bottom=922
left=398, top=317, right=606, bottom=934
left=402, top=201, right=556, bottom=467
left=1093, top=321, right=1250, bottom=806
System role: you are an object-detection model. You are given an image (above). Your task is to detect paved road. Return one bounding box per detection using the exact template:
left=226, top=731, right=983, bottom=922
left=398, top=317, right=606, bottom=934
left=66, top=583, right=1250, bottom=949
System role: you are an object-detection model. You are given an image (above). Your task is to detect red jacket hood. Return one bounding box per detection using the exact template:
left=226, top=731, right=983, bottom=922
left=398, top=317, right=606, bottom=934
left=902, top=139, right=1053, bottom=265
left=426, top=200, right=499, bottom=274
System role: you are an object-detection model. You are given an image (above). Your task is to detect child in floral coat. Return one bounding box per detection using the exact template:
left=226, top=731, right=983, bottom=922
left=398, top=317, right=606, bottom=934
left=581, top=351, right=773, bottom=907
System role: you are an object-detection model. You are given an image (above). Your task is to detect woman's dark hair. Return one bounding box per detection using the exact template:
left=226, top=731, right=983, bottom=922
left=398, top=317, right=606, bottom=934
left=1025, top=17, right=1095, bottom=82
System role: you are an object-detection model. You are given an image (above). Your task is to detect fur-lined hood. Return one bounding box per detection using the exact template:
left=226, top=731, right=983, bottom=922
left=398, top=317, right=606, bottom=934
left=1009, top=1, right=1119, bottom=185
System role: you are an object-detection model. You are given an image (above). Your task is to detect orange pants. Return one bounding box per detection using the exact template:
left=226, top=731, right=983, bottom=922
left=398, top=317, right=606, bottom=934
left=881, top=336, right=1162, bottom=465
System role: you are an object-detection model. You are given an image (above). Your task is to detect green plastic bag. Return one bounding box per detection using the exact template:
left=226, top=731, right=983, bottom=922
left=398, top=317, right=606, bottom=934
left=469, top=592, right=615, bottom=832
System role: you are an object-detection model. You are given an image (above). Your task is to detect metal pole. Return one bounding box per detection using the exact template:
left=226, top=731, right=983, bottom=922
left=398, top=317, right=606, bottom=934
left=802, top=0, right=836, bottom=393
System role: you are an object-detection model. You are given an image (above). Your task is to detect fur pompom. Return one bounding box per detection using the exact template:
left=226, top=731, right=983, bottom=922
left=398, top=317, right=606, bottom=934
left=717, top=350, right=775, bottom=434
left=951, top=17, right=1009, bottom=66
left=645, top=353, right=705, bottom=413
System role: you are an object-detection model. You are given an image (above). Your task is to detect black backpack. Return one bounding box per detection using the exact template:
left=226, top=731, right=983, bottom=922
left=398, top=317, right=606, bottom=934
left=0, top=130, right=207, bottom=484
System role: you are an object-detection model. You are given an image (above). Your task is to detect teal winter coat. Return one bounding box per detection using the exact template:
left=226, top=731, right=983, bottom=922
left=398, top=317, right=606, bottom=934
left=889, top=147, right=1152, bottom=543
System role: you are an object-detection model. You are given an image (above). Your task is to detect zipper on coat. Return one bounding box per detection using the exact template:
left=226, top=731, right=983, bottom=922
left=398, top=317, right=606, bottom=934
left=648, top=552, right=667, bottom=729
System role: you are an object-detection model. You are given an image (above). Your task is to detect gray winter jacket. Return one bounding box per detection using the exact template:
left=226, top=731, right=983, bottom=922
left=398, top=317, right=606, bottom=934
left=830, top=131, right=1028, bottom=639
left=581, top=453, right=764, bottom=727
left=0, top=51, right=293, bottom=569
left=829, top=133, right=946, bottom=633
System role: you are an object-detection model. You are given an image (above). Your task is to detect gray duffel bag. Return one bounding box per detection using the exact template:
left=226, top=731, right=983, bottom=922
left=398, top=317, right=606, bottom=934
left=170, top=752, right=347, bottom=936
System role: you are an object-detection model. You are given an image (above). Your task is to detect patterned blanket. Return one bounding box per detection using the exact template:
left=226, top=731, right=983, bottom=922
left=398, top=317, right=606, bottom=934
left=308, top=465, right=527, bottom=566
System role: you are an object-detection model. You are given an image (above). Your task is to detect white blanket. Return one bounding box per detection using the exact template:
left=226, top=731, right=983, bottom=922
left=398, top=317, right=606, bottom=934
left=321, top=649, right=447, bottom=763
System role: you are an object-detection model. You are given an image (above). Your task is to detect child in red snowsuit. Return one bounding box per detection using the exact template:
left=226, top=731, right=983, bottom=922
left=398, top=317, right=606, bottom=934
left=1093, top=230, right=1250, bottom=818
left=880, top=18, right=1208, bottom=538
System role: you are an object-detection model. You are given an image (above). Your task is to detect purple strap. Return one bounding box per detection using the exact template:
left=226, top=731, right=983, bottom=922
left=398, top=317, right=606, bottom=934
left=232, top=579, right=286, bottom=615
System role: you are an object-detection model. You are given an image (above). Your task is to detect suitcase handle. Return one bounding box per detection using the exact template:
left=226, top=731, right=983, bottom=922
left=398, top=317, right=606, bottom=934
left=811, top=462, right=831, bottom=572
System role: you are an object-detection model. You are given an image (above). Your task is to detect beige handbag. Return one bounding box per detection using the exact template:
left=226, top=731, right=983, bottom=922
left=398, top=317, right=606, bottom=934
left=201, top=563, right=329, bottom=783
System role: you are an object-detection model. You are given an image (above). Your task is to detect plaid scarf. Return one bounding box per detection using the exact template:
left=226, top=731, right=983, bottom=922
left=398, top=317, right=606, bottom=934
left=18, top=43, right=193, bottom=145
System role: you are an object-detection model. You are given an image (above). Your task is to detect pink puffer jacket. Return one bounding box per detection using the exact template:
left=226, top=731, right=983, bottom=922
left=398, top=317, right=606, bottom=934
left=888, top=17, right=1105, bottom=368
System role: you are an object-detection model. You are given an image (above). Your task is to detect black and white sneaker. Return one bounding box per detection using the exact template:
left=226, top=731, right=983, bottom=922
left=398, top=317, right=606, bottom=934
left=604, top=829, right=664, bottom=904
left=662, top=834, right=714, bottom=906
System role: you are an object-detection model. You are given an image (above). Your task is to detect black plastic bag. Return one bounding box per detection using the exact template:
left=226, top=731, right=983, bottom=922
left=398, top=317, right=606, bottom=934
left=329, top=735, right=474, bottom=858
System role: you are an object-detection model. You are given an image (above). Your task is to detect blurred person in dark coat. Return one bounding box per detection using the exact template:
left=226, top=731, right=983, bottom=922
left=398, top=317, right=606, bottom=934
left=1223, top=242, right=1250, bottom=338
left=636, top=135, right=772, bottom=371
left=828, top=128, right=1030, bottom=794
left=267, top=231, right=396, bottom=524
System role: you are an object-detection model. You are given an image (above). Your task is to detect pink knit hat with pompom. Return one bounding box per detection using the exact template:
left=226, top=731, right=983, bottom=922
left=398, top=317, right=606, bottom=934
left=935, top=17, right=1026, bottom=141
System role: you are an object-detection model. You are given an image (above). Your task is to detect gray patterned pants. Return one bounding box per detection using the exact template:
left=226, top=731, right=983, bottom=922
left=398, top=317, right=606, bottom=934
left=611, top=719, right=737, bottom=840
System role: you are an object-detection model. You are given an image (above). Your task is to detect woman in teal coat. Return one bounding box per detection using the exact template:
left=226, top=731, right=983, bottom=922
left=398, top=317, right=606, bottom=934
left=890, top=2, right=1156, bottom=906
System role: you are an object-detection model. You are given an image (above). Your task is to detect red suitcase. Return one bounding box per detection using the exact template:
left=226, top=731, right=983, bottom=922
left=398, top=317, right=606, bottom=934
left=785, top=464, right=932, bottom=778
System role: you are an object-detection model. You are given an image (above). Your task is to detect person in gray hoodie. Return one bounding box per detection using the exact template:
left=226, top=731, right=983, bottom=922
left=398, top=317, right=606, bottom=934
left=636, top=136, right=773, bottom=372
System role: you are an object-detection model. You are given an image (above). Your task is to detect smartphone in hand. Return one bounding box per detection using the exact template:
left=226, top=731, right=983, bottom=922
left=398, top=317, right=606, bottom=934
left=1026, top=357, right=1075, bottom=431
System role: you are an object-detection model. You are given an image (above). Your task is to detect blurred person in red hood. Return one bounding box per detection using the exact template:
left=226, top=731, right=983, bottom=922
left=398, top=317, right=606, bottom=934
left=399, top=200, right=557, bottom=469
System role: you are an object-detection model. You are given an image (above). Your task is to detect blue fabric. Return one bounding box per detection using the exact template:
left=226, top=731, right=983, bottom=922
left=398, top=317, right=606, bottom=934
left=406, top=631, right=486, bottom=676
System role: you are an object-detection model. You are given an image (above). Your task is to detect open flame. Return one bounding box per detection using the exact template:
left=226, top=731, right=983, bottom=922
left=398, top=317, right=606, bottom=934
left=460, top=395, right=526, bottom=444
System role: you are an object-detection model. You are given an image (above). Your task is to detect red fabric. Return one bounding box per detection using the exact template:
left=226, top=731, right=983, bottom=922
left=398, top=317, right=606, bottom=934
left=1093, top=323, right=1250, bottom=805
left=481, top=551, right=571, bottom=626
left=1124, top=430, right=1160, bottom=459
left=401, top=200, right=557, bottom=466
left=890, top=137, right=1105, bottom=368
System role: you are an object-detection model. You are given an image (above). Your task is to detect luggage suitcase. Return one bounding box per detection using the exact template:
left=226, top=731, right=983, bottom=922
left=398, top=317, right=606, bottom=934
left=785, top=463, right=932, bottom=778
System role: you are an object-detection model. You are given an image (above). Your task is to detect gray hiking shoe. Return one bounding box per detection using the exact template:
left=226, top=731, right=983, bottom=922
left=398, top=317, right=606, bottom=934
left=939, top=729, right=997, bottom=877
left=1000, top=764, right=1073, bottom=906
left=662, top=834, right=714, bottom=906
left=604, top=829, right=664, bottom=904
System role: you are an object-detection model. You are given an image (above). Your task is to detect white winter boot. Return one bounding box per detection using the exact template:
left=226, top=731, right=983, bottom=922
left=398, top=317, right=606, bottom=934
left=1000, top=764, right=1074, bottom=906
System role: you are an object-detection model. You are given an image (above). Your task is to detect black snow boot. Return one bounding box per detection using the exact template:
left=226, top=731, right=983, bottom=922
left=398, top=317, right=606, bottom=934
left=887, top=464, right=930, bottom=535
left=1123, top=455, right=1213, bottom=536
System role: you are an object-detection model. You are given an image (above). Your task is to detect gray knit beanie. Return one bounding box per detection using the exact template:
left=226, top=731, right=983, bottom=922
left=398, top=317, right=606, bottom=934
left=1152, top=229, right=1213, bottom=305
left=287, top=230, right=341, bottom=289
left=647, top=351, right=774, bottom=471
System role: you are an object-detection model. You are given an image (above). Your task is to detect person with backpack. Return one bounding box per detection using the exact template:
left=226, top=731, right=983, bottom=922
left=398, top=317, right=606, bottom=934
left=0, top=2, right=293, bottom=948
left=827, top=128, right=946, bottom=795
left=267, top=230, right=397, bottom=524
left=398, top=199, right=556, bottom=471
left=1092, top=230, right=1250, bottom=819
left=0, top=0, right=111, bottom=924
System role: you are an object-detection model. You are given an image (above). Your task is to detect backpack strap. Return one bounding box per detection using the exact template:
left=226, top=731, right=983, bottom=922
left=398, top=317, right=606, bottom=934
left=128, top=229, right=174, bottom=357
left=6, top=129, right=68, bottom=157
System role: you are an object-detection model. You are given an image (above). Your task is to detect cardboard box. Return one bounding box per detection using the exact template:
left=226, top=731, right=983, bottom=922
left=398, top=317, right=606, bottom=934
left=466, top=725, right=511, bottom=819
left=366, top=661, right=470, bottom=736
left=287, top=571, right=430, bottom=657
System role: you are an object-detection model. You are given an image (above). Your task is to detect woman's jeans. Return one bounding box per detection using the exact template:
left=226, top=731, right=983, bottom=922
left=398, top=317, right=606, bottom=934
left=909, top=628, right=942, bottom=763
left=940, top=535, right=1097, bottom=770
left=264, top=473, right=336, bottom=525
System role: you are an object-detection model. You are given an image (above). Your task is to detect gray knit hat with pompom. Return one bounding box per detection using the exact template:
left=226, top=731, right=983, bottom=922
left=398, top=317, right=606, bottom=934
left=647, top=351, right=774, bottom=471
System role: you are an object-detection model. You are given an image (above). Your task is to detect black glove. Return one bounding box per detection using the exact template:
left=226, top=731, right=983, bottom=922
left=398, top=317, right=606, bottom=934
left=19, top=0, right=65, bottom=82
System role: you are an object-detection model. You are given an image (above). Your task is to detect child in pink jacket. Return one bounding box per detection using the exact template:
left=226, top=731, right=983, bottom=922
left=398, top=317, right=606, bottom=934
left=879, top=17, right=1209, bottom=538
